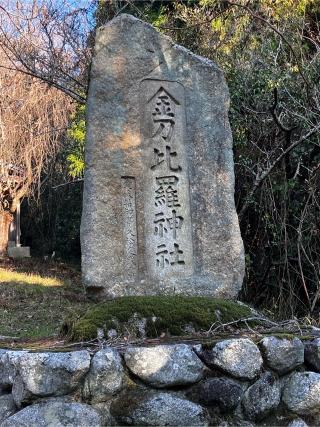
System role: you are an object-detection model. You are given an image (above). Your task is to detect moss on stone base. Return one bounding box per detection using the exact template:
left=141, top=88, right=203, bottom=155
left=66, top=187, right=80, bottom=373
left=62, top=296, right=253, bottom=341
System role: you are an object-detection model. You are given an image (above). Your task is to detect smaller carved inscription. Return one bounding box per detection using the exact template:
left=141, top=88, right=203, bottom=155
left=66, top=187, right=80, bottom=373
left=121, top=177, right=138, bottom=282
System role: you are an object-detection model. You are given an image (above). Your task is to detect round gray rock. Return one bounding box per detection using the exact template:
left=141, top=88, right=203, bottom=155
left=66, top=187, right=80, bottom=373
left=83, top=348, right=124, bottom=402
left=0, top=395, right=16, bottom=422
left=260, top=336, right=304, bottom=374
left=198, top=377, right=243, bottom=412
left=112, top=391, right=209, bottom=426
left=282, top=372, right=320, bottom=414
left=0, top=351, right=27, bottom=388
left=242, top=372, right=281, bottom=421
left=12, top=351, right=91, bottom=407
left=206, top=339, right=263, bottom=380
left=305, top=339, right=320, bottom=372
left=124, top=344, right=205, bottom=387
left=3, top=401, right=102, bottom=427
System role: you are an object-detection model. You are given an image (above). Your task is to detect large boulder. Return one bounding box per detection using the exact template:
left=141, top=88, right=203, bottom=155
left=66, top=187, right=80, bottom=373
left=111, top=390, right=209, bottom=426
left=198, top=377, right=243, bottom=412
left=81, top=13, right=245, bottom=299
left=12, top=351, right=91, bottom=407
left=202, top=339, right=262, bottom=380
left=259, top=336, right=304, bottom=374
left=83, top=348, right=124, bottom=402
left=282, top=372, right=320, bottom=415
left=242, top=372, right=281, bottom=421
left=305, top=339, right=320, bottom=372
left=124, top=344, right=205, bottom=387
left=2, top=400, right=102, bottom=427
left=0, top=395, right=17, bottom=422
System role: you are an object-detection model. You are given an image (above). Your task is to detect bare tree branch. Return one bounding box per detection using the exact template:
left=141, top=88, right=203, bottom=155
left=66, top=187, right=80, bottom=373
left=239, top=121, right=320, bottom=219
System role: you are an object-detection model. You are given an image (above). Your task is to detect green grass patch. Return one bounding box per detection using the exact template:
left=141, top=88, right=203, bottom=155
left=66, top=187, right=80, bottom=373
left=64, top=296, right=253, bottom=341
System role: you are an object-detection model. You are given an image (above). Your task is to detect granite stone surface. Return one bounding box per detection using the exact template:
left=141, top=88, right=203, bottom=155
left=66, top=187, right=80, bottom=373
left=202, top=338, right=263, bottom=380
left=83, top=348, right=124, bottom=403
left=260, top=336, right=304, bottom=374
left=81, top=13, right=244, bottom=298
left=242, top=372, right=281, bottom=421
left=3, top=401, right=102, bottom=427
left=124, top=344, right=205, bottom=387
left=282, top=372, right=320, bottom=415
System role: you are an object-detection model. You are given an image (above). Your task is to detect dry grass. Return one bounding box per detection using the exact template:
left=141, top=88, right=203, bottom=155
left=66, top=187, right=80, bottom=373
left=0, top=269, right=64, bottom=287
left=0, top=258, right=91, bottom=341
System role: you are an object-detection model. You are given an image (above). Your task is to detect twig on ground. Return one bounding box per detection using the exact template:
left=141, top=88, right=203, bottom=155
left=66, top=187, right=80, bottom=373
left=206, top=316, right=278, bottom=334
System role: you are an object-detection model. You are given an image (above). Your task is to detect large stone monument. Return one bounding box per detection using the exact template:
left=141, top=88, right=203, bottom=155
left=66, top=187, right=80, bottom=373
left=81, top=14, right=244, bottom=299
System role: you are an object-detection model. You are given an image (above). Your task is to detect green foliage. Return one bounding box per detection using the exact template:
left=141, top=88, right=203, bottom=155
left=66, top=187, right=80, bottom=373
left=149, top=5, right=168, bottom=29
left=66, top=104, right=86, bottom=179
left=63, top=296, right=252, bottom=341
left=157, top=0, right=320, bottom=318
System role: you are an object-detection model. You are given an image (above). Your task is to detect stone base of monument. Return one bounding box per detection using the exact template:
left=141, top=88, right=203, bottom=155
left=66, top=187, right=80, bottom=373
left=7, top=245, right=31, bottom=259
left=0, top=337, right=318, bottom=426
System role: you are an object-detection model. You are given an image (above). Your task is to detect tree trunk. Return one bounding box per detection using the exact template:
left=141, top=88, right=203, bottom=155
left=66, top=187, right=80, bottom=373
left=0, top=211, right=13, bottom=256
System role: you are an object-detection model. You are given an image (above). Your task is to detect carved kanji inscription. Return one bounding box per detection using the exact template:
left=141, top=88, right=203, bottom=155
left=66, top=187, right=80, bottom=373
left=141, top=79, right=193, bottom=280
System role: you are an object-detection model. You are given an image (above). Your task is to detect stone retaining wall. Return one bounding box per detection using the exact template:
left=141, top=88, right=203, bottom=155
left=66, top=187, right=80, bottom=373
left=1, top=336, right=320, bottom=426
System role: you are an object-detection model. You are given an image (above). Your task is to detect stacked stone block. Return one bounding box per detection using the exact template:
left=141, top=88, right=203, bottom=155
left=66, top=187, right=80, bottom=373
left=0, top=338, right=320, bottom=425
